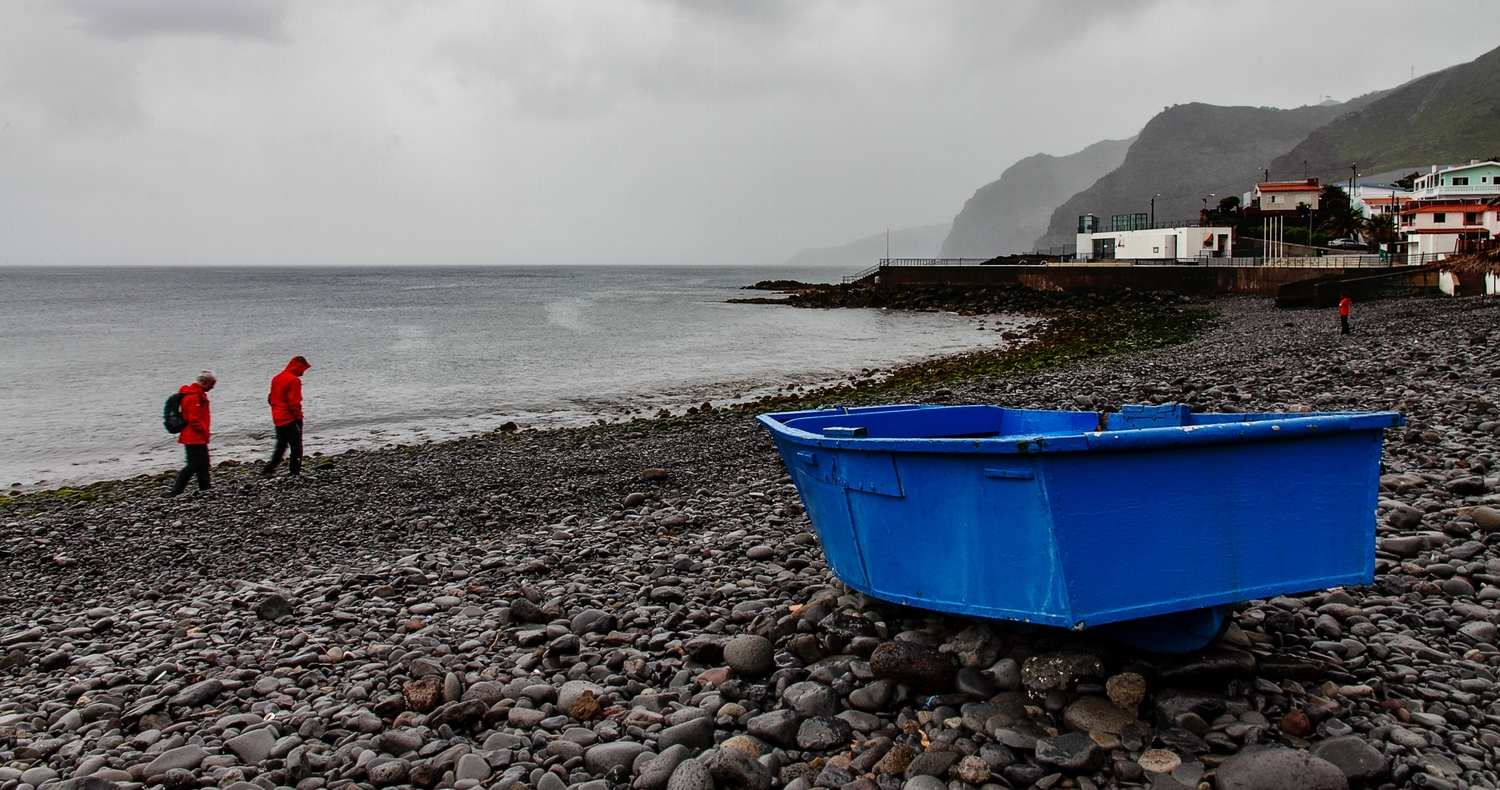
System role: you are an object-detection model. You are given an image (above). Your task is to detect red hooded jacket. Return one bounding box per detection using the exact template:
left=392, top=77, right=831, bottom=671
left=177, top=383, right=211, bottom=445
left=269, top=356, right=310, bottom=427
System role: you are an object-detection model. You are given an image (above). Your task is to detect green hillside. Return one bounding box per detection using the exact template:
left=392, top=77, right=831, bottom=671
left=1032, top=99, right=1377, bottom=251
left=1270, top=44, right=1500, bottom=182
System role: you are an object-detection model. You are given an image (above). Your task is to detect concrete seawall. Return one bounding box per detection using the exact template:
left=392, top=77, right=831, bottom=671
left=869, top=264, right=1429, bottom=297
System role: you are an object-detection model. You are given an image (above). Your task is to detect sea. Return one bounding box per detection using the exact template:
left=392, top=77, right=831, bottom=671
left=0, top=266, right=1032, bottom=490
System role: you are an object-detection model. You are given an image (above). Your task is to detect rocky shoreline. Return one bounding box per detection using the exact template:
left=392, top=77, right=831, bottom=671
left=3, top=294, right=1500, bottom=790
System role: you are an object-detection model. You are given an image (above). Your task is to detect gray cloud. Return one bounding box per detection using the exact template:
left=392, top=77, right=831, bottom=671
left=0, top=1, right=1495, bottom=267
left=61, top=0, right=287, bottom=40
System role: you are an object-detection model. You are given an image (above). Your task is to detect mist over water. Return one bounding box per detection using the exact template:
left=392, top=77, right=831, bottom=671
left=0, top=266, right=1030, bottom=489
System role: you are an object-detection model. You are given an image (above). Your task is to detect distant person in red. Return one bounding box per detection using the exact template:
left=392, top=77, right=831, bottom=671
left=1338, top=292, right=1352, bottom=335
left=263, top=356, right=311, bottom=478
left=168, top=371, right=216, bottom=497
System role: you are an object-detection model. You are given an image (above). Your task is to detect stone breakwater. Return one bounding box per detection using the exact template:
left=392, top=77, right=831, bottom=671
left=1, top=295, right=1499, bottom=790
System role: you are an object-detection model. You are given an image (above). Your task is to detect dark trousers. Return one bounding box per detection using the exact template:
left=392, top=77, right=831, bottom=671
left=265, top=420, right=303, bottom=476
left=170, top=444, right=211, bottom=496
left=1340, top=315, right=1350, bottom=335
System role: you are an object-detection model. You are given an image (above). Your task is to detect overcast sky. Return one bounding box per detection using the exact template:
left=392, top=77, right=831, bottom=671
left=1, top=1, right=1496, bottom=267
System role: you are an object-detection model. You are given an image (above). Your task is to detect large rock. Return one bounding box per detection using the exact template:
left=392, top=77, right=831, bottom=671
left=723, top=635, right=774, bottom=676
left=635, top=745, right=691, bottom=790
left=1062, top=696, right=1137, bottom=735
left=902, top=750, right=958, bottom=779
left=869, top=641, right=954, bottom=691
left=143, top=745, right=208, bottom=777
left=167, top=679, right=223, bottom=707
left=795, top=716, right=852, bottom=751
left=1472, top=505, right=1500, bottom=533
left=558, top=680, right=606, bottom=713
left=900, top=777, right=944, bottom=790
left=848, top=679, right=897, bottom=712
left=666, top=760, right=714, bottom=790
left=1034, top=732, right=1105, bottom=773
left=1215, top=748, right=1348, bottom=790
left=746, top=710, right=801, bottom=748
left=1386, top=504, right=1424, bottom=530
left=225, top=728, right=275, bottom=765
left=570, top=609, right=617, bottom=635
left=947, top=625, right=1006, bottom=668
left=254, top=594, right=292, bottom=621
left=424, top=699, right=486, bottom=729
left=658, top=717, right=715, bottom=752
left=1022, top=651, right=1103, bottom=692
left=782, top=682, right=839, bottom=719
left=1310, top=736, right=1387, bottom=782
left=584, top=742, right=651, bottom=776
left=1152, top=689, right=1250, bottom=727
left=403, top=677, right=443, bottom=713
left=703, top=745, right=773, bottom=790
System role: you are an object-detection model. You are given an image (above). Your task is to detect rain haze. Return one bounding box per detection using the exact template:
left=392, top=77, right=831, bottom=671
left=1, top=0, right=1497, bottom=267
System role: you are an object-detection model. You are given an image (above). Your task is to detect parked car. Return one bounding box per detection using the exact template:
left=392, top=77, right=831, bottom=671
left=1328, top=237, right=1366, bottom=250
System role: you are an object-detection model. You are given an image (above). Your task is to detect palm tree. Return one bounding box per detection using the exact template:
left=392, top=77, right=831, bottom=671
left=1365, top=214, right=1399, bottom=244
left=1317, top=186, right=1363, bottom=240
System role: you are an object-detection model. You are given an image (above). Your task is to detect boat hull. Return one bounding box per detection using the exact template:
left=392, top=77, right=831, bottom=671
left=758, top=403, right=1400, bottom=653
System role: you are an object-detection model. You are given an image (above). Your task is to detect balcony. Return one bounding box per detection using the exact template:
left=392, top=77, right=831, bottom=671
left=1410, top=183, right=1500, bottom=199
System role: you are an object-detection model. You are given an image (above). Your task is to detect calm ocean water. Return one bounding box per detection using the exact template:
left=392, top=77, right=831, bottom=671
left=0, top=266, right=1028, bottom=489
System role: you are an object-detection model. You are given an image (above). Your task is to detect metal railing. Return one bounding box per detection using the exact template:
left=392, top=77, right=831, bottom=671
left=841, top=252, right=1464, bottom=282
left=841, top=258, right=1000, bottom=283
left=1410, top=185, right=1500, bottom=199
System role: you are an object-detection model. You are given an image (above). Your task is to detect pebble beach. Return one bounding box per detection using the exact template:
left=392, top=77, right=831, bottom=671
left=5, top=294, right=1500, bottom=790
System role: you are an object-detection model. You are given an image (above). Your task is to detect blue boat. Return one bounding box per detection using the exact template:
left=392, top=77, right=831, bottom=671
left=757, top=403, right=1403, bottom=653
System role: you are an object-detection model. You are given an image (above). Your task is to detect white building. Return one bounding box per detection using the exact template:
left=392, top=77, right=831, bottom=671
left=1400, top=161, right=1500, bottom=258
left=1076, top=216, right=1234, bottom=262
left=1250, top=179, right=1321, bottom=214
left=1350, top=184, right=1411, bottom=221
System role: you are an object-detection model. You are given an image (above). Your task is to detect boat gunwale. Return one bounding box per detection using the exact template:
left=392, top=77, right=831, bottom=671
left=758, top=405, right=1404, bottom=455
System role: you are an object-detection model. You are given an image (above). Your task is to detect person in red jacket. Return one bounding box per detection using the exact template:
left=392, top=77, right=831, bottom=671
left=263, top=355, right=311, bottom=478
left=167, top=370, right=216, bottom=497
left=1338, top=292, right=1352, bottom=335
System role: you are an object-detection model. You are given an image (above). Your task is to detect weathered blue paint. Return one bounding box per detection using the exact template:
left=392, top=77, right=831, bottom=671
left=758, top=403, right=1402, bottom=653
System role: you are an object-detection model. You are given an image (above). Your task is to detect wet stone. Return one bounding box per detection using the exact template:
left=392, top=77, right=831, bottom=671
left=1034, top=732, right=1105, bottom=773
left=1214, top=747, right=1349, bottom=790
left=703, top=746, right=773, bottom=790
left=747, top=710, right=802, bottom=748
left=724, top=634, right=774, bottom=676
left=666, top=760, right=714, bottom=790
left=797, top=716, right=853, bottom=751
left=868, top=641, right=954, bottom=691
left=1022, top=651, right=1103, bottom=693
left=1062, top=696, right=1137, bottom=735
left=1310, top=736, right=1387, bottom=782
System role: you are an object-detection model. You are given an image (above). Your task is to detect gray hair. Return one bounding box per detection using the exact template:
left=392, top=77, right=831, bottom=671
left=196, top=370, right=217, bottom=386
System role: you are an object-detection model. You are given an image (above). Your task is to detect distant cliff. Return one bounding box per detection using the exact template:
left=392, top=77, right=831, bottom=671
left=941, top=138, right=1133, bottom=257
left=784, top=223, right=951, bottom=269
left=1032, top=99, right=1379, bottom=251
left=1269, top=44, right=1500, bottom=182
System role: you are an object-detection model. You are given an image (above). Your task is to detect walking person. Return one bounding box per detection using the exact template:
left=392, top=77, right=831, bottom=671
left=167, top=371, right=216, bottom=497
left=263, top=355, right=311, bottom=478
left=1338, top=292, right=1353, bottom=335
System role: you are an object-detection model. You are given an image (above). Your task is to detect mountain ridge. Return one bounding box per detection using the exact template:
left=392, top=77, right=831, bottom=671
left=1269, top=44, right=1500, bottom=183
left=941, top=138, right=1133, bottom=257
left=1031, top=96, right=1384, bottom=251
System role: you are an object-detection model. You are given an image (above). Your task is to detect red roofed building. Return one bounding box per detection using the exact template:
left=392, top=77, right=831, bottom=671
left=1250, top=179, right=1320, bottom=214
